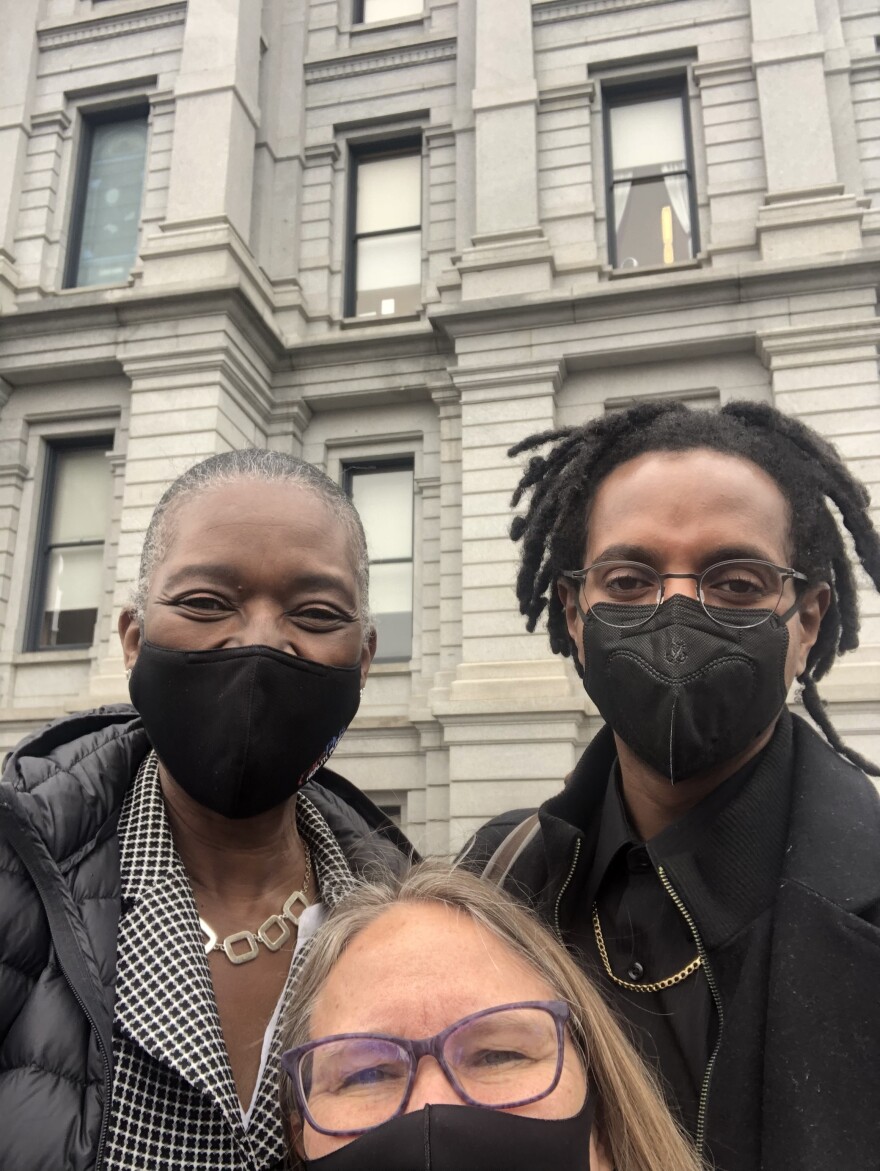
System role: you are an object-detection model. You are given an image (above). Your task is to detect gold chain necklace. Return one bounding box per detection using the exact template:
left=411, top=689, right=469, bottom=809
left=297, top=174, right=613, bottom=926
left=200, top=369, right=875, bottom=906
left=591, top=902, right=702, bottom=993
left=199, top=845, right=312, bottom=966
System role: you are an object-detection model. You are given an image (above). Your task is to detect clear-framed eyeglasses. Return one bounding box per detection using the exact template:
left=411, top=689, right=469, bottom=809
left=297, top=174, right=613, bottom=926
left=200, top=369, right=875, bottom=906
left=563, top=558, right=809, bottom=630
left=280, top=1000, right=571, bottom=1138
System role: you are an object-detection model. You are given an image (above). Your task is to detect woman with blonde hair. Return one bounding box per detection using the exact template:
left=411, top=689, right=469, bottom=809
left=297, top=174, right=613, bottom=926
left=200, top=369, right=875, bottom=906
left=280, top=861, right=702, bottom=1171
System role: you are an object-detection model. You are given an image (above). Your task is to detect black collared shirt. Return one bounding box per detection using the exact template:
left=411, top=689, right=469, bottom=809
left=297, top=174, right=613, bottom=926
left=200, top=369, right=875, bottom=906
left=572, top=754, right=762, bottom=1138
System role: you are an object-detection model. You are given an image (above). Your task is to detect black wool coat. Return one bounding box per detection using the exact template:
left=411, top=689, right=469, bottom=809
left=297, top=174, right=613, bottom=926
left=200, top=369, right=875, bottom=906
left=0, top=705, right=414, bottom=1171
left=465, top=713, right=880, bottom=1171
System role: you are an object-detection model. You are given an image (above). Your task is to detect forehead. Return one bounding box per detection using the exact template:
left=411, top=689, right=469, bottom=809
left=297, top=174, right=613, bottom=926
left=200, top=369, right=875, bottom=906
left=158, top=478, right=359, bottom=583
left=311, top=903, right=553, bottom=1040
left=585, top=448, right=792, bottom=564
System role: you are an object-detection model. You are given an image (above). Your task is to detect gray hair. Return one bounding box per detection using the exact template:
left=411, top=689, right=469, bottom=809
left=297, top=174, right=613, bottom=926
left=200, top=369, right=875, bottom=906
left=279, top=862, right=703, bottom=1171
left=130, top=449, right=371, bottom=632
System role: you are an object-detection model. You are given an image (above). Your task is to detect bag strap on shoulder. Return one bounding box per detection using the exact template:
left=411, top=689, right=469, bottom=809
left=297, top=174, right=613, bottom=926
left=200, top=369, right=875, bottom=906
left=481, top=812, right=541, bottom=886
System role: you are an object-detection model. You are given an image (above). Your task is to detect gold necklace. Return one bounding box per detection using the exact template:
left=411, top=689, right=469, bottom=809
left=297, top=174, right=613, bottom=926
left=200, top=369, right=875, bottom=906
left=591, top=902, right=702, bottom=993
left=199, top=845, right=312, bottom=966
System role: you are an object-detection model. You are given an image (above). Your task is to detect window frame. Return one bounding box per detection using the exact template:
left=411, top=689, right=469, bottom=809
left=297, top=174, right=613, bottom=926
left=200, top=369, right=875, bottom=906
left=25, top=435, right=114, bottom=652
left=344, top=136, right=423, bottom=320
left=353, top=0, right=424, bottom=24
left=63, top=101, right=150, bottom=290
left=343, top=456, right=416, bottom=664
left=602, top=77, right=699, bottom=271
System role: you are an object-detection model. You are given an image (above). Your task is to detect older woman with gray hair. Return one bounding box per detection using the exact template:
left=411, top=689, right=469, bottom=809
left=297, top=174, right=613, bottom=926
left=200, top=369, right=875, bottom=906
left=279, top=862, right=702, bottom=1171
left=0, top=449, right=413, bottom=1171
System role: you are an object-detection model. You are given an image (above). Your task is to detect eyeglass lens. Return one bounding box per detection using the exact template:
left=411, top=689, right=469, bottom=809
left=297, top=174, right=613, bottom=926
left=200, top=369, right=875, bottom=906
left=298, top=1006, right=562, bottom=1135
left=582, top=559, right=788, bottom=629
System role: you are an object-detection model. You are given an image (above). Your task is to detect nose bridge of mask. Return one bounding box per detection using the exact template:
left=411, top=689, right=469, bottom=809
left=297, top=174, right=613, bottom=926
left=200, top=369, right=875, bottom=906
left=607, top=596, right=753, bottom=682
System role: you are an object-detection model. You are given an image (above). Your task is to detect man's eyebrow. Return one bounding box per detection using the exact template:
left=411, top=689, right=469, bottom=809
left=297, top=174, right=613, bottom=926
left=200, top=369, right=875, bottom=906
left=589, top=543, right=784, bottom=567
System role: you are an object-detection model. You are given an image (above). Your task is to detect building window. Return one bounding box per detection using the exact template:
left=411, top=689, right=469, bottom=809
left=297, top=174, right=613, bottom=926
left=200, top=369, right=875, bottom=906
left=65, top=108, right=148, bottom=288
left=28, top=440, right=113, bottom=650
left=345, top=461, right=414, bottom=661
left=604, top=82, right=697, bottom=269
left=347, top=143, right=422, bottom=318
left=355, top=0, right=422, bottom=22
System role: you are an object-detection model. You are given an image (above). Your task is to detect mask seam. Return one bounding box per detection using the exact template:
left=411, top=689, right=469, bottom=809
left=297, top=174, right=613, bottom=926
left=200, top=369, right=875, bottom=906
left=236, top=655, right=259, bottom=810
left=604, top=650, right=758, bottom=686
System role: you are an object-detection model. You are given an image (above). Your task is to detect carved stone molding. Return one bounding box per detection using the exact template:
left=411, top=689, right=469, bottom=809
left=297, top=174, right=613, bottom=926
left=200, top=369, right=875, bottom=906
left=305, top=38, right=456, bottom=84
left=38, top=3, right=187, bottom=49
left=534, top=0, right=686, bottom=23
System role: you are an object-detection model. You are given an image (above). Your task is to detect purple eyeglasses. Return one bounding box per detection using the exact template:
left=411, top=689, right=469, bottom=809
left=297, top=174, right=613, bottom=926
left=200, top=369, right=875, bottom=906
left=281, top=999, right=571, bottom=1137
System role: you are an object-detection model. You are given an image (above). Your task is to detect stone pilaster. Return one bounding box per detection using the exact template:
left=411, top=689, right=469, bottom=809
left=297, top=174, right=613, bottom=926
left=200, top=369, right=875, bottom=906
left=456, top=0, right=553, bottom=299
left=433, top=360, right=591, bottom=849
left=0, top=0, right=42, bottom=308
left=750, top=0, right=867, bottom=259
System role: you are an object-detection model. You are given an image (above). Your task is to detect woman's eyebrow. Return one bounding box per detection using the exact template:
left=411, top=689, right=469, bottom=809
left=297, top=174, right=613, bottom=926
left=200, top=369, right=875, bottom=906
left=160, top=564, right=242, bottom=592
left=160, top=565, right=357, bottom=598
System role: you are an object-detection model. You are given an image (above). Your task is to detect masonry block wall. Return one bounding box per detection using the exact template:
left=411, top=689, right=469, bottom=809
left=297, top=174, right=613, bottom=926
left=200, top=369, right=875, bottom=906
left=1, top=0, right=879, bottom=852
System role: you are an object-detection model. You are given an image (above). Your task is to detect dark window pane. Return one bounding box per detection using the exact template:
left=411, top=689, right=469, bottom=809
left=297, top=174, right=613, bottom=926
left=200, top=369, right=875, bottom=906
left=74, top=117, right=148, bottom=287
left=613, top=175, right=693, bottom=268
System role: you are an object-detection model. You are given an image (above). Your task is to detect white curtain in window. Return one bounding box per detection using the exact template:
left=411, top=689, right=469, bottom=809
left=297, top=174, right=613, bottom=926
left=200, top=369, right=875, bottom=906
left=613, top=182, right=632, bottom=231
left=663, top=173, right=691, bottom=237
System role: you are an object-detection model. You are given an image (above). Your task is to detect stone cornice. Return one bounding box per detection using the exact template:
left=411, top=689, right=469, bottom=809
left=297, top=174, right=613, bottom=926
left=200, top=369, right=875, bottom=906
left=693, top=57, right=755, bottom=87
left=448, top=360, right=566, bottom=400
left=37, top=2, right=186, bottom=48
left=533, top=0, right=689, bottom=23
left=304, top=38, right=456, bottom=83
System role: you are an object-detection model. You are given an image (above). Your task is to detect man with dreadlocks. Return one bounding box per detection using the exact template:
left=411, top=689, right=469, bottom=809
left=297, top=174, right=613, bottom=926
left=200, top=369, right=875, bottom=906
left=463, top=400, right=880, bottom=1171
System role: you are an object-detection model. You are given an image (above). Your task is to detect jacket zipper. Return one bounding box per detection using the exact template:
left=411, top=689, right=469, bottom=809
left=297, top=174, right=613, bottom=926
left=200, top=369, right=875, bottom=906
left=657, top=864, right=724, bottom=1161
left=554, top=838, right=582, bottom=940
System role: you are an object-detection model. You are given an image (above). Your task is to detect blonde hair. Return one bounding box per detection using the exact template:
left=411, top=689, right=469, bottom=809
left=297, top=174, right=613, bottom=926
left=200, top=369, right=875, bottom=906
left=280, top=861, right=702, bottom=1171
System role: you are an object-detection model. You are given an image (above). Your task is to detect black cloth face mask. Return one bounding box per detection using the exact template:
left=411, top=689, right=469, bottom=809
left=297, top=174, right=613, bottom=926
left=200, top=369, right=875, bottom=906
left=302, top=1093, right=596, bottom=1171
left=129, top=641, right=362, bottom=818
left=580, top=595, right=793, bottom=782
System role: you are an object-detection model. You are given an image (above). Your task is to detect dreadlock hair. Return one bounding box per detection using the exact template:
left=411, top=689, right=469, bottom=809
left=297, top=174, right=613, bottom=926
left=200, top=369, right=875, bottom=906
left=508, top=399, right=880, bottom=776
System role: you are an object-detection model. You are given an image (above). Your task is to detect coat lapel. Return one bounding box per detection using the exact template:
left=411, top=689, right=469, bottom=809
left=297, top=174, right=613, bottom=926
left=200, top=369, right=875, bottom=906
left=115, top=752, right=244, bottom=1133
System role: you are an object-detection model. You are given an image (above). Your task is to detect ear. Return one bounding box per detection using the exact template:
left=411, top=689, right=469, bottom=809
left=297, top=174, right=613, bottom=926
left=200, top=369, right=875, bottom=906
left=794, top=583, right=831, bottom=677
left=359, top=624, right=377, bottom=689
left=557, top=578, right=585, bottom=670
left=118, top=608, right=143, bottom=671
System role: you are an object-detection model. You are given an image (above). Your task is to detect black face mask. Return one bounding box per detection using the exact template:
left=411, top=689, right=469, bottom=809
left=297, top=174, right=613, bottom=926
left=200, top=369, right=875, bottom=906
left=303, top=1094, right=595, bottom=1171
left=129, top=642, right=362, bottom=818
left=581, top=595, right=793, bottom=782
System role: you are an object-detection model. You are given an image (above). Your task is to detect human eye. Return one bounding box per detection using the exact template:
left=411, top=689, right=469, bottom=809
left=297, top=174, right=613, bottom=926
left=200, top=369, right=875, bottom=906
left=338, top=1063, right=403, bottom=1091
left=173, top=593, right=232, bottom=614
left=289, top=604, right=355, bottom=631
left=704, top=562, right=776, bottom=604
left=596, top=563, right=657, bottom=599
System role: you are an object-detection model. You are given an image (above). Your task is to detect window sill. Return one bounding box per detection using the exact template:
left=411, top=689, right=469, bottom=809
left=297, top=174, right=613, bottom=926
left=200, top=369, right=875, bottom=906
left=340, top=311, right=424, bottom=330
left=13, top=649, right=94, bottom=665
left=350, top=14, right=427, bottom=36
left=606, top=257, right=703, bottom=280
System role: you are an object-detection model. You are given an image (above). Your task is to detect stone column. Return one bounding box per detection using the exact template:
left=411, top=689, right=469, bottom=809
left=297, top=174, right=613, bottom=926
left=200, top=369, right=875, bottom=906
left=750, top=0, right=866, bottom=259
left=0, top=0, right=42, bottom=307
left=758, top=302, right=880, bottom=767
left=433, top=361, right=592, bottom=849
left=87, top=317, right=274, bottom=701
left=456, top=0, right=553, bottom=299
left=139, top=0, right=264, bottom=288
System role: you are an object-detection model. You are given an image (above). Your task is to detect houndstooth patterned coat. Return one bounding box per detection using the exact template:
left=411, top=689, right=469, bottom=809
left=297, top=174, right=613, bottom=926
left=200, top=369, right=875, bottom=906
left=105, top=752, right=357, bottom=1170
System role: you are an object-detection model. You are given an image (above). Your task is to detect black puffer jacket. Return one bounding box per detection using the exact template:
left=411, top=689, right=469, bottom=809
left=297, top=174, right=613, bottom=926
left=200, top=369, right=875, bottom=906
left=0, top=705, right=413, bottom=1171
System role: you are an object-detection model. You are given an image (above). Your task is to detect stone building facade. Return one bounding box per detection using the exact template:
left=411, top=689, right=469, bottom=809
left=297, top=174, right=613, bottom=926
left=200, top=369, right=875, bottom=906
left=0, top=0, right=878, bottom=852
